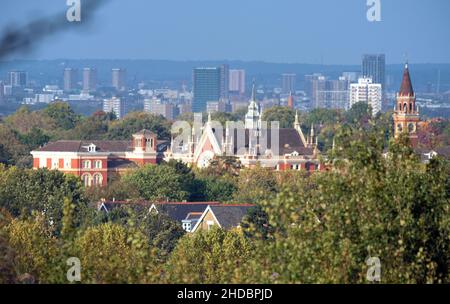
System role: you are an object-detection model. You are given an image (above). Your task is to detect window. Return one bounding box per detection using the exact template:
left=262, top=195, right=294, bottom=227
left=83, top=160, right=91, bottom=169
left=146, top=138, right=154, bottom=150
left=94, top=160, right=102, bottom=169
left=87, top=144, right=96, bottom=152
left=93, top=174, right=103, bottom=186
left=51, top=158, right=59, bottom=169
left=64, top=158, right=71, bottom=169
left=207, top=221, right=215, bottom=231
left=82, top=174, right=92, bottom=187
left=135, top=138, right=142, bottom=148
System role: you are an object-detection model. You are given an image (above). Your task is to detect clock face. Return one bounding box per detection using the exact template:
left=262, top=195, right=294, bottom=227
left=197, top=151, right=215, bottom=168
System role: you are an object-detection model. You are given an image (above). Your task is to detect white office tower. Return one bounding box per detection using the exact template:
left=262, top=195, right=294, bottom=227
left=349, top=77, right=382, bottom=115
left=229, top=69, right=246, bottom=95
left=103, top=97, right=126, bottom=119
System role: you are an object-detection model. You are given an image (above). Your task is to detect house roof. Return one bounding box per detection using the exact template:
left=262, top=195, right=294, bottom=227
left=208, top=204, right=255, bottom=229
left=35, top=140, right=132, bottom=153
left=154, top=202, right=220, bottom=222
left=108, top=158, right=139, bottom=169
left=230, top=128, right=314, bottom=156
left=134, top=129, right=157, bottom=137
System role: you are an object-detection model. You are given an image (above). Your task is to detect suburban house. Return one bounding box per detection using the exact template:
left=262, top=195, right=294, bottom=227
left=30, top=130, right=168, bottom=186
left=97, top=200, right=221, bottom=232
left=190, top=204, right=256, bottom=232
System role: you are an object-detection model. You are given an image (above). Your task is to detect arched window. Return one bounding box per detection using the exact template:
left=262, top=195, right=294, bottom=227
left=403, top=103, right=408, bottom=113
left=94, top=160, right=102, bottom=169
left=82, top=174, right=92, bottom=187
left=83, top=160, right=91, bottom=169
left=93, top=174, right=103, bottom=186
left=397, top=124, right=403, bottom=133
left=408, top=123, right=415, bottom=133
left=410, top=103, right=413, bottom=112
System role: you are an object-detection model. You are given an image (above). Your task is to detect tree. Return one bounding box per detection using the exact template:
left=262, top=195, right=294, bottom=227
left=233, top=165, right=279, bottom=203
left=43, top=102, right=79, bottom=130
left=123, top=164, right=191, bottom=201
left=262, top=106, right=296, bottom=128
left=238, top=132, right=449, bottom=284
left=73, top=223, right=159, bottom=283
left=107, top=112, right=171, bottom=140
left=165, top=227, right=254, bottom=283
left=0, top=167, right=88, bottom=235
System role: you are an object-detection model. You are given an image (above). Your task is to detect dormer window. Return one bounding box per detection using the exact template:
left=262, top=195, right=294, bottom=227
left=87, top=144, right=96, bottom=153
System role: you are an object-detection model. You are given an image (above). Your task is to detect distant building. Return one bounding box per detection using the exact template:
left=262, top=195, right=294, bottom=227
left=103, top=97, right=127, bottom=119
left=206, top=100, right=227, bottom=113
left=306, top=74, right=349, bottom=110
left=63, top=68, right=78, bottom=91
left=112, top=68, right=126, bottom=91
left=362, top=54, right=385, bottom=90
left=35, top=94, right=55, bottom=104
left=282, top=73, right=296, bottom=94
left=144, top=99, right=174, bottom=120
left=166, top=84, right=322, bottom=171
left=349, top=77, right=382, bottom=115
left=0, top=81, right=4, bottom=103
left=362, top=54, right=385, bottom=109
left=82, top=68, right=97, bottom=92
left=8, top=70, right=27, bottom=87
left=192, top=67, right=221, bottom=112
left=229, top=69, right=246, bottom=95
left=393, top=64, right=420, bottom=147
left=31, top=130, right=165, bottom=186
left=220, top=64, right=229, bottom=99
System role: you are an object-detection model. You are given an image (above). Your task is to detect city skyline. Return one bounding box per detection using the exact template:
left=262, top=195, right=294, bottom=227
left=1, top=0, right=450, bottom=64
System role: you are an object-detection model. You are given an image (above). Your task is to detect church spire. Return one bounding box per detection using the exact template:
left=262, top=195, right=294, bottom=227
left=399, top=63, right=414, bottom=97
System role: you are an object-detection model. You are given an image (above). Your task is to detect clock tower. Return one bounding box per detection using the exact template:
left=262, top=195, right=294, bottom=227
left=393, top=63, right=420, bottom=146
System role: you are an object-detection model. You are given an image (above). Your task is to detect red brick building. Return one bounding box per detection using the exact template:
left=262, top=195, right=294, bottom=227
left=31, top=130, right=166, bottom=186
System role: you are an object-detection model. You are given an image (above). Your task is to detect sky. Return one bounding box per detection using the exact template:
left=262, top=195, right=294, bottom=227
left=1, top=0, right=450, bottom=64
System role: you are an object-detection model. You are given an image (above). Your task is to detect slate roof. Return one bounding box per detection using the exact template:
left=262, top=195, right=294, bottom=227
left=35, top=140, right=132, bottom=153
left=108, top=158, right=139, bottom=169
left=155, top=202, right=220, bottom=222
left=230, top=128, right=314, bottom=156
left=209, top=204, right=255, bottom=229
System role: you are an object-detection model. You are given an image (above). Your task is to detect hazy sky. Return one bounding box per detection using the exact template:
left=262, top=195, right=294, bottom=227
left=1, top=0, right=450, bottom=64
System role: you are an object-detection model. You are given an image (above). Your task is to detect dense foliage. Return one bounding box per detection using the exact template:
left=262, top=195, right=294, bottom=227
left=0, top=102, right=449, bottom=284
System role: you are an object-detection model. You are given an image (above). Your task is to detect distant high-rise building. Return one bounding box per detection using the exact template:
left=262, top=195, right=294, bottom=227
left=229, top=69, right=246, bottom=95
left=308, top=75, right=350, bottom=110
left=83, top=68, right=97, bottom=92
left=0, top=81, right=4, bottom=103
left=103, top=97, right=127, bottom=119
left=144, top=100, right=175, bottom=120
left=206, top=100, right=227, bottom=113
left=112, top=68, right=127, bottom=91
left=362, top=54, right=385, bottom=93
left=219, top=64, right=229, bottom=99
left=349, top=77, right=382, bottom=115
left=282, top=73, right=296, bottom=94
left=192, top=67, right=221, bottom=112
left=8, top=70, right=27, bottom=87
left=63, top=68, right=78, bottom=92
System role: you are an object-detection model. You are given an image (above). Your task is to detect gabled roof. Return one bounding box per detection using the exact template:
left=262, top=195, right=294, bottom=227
left=209, top=205, right=255, bottom=229
left=399, top=64, right=414, bottom=97
left=154, top=202, right=220, bottom=222
left=231, top=128, right=314, bottom=156
left=134, top=129, right=157, bottom=137
left=191, top=204, right=256, bottom=232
